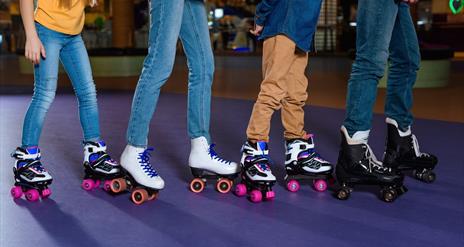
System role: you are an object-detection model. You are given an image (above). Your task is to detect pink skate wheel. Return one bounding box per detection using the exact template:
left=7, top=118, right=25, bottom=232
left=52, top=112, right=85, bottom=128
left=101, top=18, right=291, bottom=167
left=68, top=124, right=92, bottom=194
left=93, top=180, right=101, bottom=189
left=10, top=186, right=23, bottom=199
left=234, top=184, right=247, bottom=197
left=41, top=188, right=52, bottom=199
left=81, top=179, right=95, bottom=191
left=265, top=191, right=275, bottom=200
left=313, top=179, right=328, bottom=192
left=25, top=189, right=40, bottom=202
left=286, top=180, right=300, bottom=192
left=249, top=190, right=262, bottom=203
left=103, top=180, right=112, bottom=192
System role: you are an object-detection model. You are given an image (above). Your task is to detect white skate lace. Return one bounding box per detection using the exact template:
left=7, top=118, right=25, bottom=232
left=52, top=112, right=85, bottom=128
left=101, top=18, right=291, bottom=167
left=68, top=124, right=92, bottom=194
left=412, top=135, right=430, bottom=158
left=364, top=145, right=390, bottom=173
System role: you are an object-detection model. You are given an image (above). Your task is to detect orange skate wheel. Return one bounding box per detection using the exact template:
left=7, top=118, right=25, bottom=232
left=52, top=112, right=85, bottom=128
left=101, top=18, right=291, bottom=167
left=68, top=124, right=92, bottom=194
left=148, top=192, right=158, bottom=201
left=110, top=178, right=127, bottom=193
left=216, top=178, right=231, bottom=194
left=190, top=178, right=205, bottom=193
left=131, top=188, right=149, bottom=205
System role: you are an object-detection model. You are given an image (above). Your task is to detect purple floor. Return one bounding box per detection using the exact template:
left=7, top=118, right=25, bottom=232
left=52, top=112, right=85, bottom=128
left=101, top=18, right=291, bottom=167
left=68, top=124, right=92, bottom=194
left=1, top=93, right=463, bottom=247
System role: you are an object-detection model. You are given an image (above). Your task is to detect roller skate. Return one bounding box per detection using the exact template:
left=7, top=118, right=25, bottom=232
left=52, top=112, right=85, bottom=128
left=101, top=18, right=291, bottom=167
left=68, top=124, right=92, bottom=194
left=383, top=118, right=438, bottom=183
left=81, top=140, right=122, bottom=192
left=284, top=134, right=334, bottom=193
left=234, top=141, right=276, bottom=203
left=335, top=127, right=407, bottom=202
left=188, top=137, right=240, bottom=194
left=10, top=147, right=53, bottom=202
left=114, top=145, right=164, bottom=205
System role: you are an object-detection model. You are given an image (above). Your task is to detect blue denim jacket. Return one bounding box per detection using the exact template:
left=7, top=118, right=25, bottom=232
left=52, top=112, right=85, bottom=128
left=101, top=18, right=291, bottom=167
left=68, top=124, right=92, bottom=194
left=255, top=0, right=323, bottom=52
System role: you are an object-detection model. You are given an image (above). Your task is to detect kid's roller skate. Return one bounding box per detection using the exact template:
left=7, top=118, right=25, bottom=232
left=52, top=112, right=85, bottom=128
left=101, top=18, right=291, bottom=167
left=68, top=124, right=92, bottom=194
left=10, top=147, right=53, bottom=202
left=188, top=137, right=240, bottom=194
left=235, top=141, right=276, bottom=203
left=335, top=127, right=407, bottom=202
left=114, top=145, right=164, bottom=205
left=284, top=134, right=334, bottom=193
left=81, top=141, right=122, bottom=192
left=383, top=118, right=438, bottom=183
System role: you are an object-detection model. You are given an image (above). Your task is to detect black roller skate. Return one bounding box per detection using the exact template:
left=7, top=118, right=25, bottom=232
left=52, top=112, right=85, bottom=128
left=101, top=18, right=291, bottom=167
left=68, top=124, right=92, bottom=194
left=235, top=141, right=276, bottom=203
left=383, top=118, right=438, bottom=183
left=188, top=137, right=240, bottom=194
left=335, top=127, right=407, bottom=202
left=10, top=147, right=53, bottom=202
left=117, top=145, right=164, bottom=205
left=284, top=134, right=334, bottom=193
left=81, top=141, right=122, bottom=192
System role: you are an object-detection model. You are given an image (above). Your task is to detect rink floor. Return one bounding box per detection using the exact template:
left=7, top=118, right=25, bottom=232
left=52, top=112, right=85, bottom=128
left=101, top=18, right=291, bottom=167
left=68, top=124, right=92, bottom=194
left=1, top=93, right=463, bottom=247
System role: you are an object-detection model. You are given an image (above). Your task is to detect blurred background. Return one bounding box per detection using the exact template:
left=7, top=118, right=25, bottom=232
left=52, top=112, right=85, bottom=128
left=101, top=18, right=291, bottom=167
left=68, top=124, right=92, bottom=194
left=1, top=0, right=463, bottom=122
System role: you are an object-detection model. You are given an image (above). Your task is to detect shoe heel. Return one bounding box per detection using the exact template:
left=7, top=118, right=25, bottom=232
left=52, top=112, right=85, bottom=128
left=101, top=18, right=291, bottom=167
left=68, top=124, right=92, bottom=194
left=190, top=167, right=204, bottom=177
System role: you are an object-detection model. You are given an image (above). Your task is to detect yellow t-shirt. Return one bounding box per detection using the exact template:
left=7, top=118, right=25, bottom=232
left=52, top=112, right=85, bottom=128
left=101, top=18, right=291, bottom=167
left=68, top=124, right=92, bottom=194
left=35, top=0, right=88, bottom=35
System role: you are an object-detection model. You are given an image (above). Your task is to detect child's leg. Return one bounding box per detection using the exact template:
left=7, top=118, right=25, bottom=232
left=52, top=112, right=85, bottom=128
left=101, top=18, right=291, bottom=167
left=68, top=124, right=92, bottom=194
left=246, top=35, right=298, bottom=142
left=281, top=51, right=309, bottom=140
left=59, top=35, right=100, bottom=142
left=21, top=24, right=62, bottom=147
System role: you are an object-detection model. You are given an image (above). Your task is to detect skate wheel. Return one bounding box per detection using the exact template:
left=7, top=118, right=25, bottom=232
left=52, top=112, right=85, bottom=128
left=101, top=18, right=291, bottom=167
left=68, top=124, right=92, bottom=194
left=10, top=186, right=23, bottom=199
left=249, top=190, right=262, bottom=203
left=216, top=178, right=232, bottom=194
left=286, top=179, right=300, bottom=192
left=131, top=188, right=149, bottom=205
left=328, top=176, right=336, bottom=186
left=265, top=191, right=275, bottom=200
left=423, top=171, right=436, bottom=183
left=381, top=189, right=397, bottom=203
left=25, top=189, right=40, bottom=202
left=336, top=188, right=350, bottom=200
left=313, top=179, right=328, bottom=192
left=148, top=192, right=158, bottom=201
left=81, top=179, right=95, bottom=191
left=110, top=178, right=127, bottom=193
left=234, top=184, right=247, bottom=197
left=103, top=180, right=112, bottom=192
left=93, top=179, right=101, bottom=189
left=41, top=188, right=52, bottom=199
left=189, top=178, right=205, bottom=193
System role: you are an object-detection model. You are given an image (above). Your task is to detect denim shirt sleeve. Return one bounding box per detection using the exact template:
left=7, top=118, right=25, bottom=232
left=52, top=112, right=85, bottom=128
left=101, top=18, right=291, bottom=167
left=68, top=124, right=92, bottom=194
left=255, top=0, right=279, bottom=26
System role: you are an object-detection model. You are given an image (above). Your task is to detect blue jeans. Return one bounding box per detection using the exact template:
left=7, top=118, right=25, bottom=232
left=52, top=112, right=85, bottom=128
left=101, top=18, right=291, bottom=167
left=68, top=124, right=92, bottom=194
left=21, top=22, right=100, bottom=147
left=127, top=0, right=214, bottom=147
left=343, top=0, right=420, bottom=135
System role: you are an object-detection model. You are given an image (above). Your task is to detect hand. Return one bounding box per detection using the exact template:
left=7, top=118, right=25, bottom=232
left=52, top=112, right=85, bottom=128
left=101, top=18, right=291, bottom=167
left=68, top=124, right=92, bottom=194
left=250, top=25, right=264, bottom=36
left=403, top=0, right=419, bottom=4
left=25, top=35, right=46, bottom=65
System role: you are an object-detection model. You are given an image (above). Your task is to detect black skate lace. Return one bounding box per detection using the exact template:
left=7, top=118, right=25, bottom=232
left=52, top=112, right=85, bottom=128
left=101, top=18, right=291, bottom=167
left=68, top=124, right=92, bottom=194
left=208, top=144, right=231, bottom=165
left=138, top=148, right=158, bottom=177
left=411, top=135, right=430, bottom=158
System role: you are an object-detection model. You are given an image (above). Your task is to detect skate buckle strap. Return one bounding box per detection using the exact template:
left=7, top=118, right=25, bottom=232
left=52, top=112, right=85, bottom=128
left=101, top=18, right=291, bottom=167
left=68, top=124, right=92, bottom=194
left=138, top=148, right=158, bottom=177
left=208, top=144, right=231, bottom=165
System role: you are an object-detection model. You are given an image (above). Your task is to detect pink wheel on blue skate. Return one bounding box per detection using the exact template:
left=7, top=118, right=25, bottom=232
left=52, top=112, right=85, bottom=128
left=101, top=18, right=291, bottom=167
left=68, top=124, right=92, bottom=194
left=93, top=179, right=101, bottom=189
left=10, top=186, right=23, bottom=199
left=103, top=180, right=112, bottom=192
left=313, top=179, right=328, bottom=192
left=234, top=184, right=247, bottom=197
left=286, top=180, right=300, bottom=192
left=81, top=179, right=95, bottom=191
left=249, top=190, right=262, bottom=203
left=25, top=189, right=40, bottom=202
left=265, top=191, right=275, bottom=200
left=41, top=188, right=52, bottom=199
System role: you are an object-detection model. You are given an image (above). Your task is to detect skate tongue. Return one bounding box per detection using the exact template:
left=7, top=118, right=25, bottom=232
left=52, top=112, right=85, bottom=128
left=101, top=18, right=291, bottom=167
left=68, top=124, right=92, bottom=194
left=26, top=146, right=40, bottom=154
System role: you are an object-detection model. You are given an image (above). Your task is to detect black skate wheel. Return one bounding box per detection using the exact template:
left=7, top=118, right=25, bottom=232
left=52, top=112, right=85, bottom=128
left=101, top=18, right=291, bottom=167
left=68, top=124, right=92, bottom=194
left=381, top=189, right=397, bottom=203
left=423, top=171, right=436, bottom=183
left=336, top=188, right=350, bottom=200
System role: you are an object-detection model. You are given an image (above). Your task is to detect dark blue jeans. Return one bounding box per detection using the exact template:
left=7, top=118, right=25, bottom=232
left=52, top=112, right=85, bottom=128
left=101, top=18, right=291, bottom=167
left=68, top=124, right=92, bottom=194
left=343, top=0, right=420, bottom=135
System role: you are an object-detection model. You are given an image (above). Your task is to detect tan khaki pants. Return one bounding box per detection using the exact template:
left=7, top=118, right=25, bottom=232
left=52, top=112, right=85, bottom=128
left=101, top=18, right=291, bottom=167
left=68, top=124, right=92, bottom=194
left=246, top=35, right=309, bottom=142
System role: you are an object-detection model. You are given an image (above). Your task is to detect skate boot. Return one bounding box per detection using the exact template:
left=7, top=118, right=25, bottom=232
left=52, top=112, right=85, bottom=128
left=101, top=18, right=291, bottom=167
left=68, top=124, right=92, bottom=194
left=10, top=147, right=52, bottom=201
left=188, top=136, right=240, bottom=194
left=284, top=134, right=334, bottom=193
left=335, top=126, right=407, bottom=202
left=113, top=145, right=165, bottom=205
left=81, top=140, right=122, bottom=192
left=234, top=141, right=276, bottom=203
left=383, top=118, right=438, bottom=183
